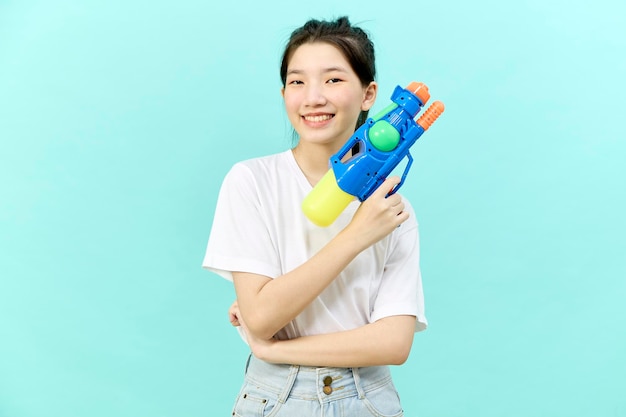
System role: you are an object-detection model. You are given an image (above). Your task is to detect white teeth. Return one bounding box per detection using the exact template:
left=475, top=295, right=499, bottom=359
left=304, top=114, right=332, bottom=122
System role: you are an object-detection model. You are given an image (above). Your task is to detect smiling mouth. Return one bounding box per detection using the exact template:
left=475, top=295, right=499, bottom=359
left=303, top=114, right=334, bottom=122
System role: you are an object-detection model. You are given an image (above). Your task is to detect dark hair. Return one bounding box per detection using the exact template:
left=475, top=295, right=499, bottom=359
left=280, top=16, right=377, bottom=128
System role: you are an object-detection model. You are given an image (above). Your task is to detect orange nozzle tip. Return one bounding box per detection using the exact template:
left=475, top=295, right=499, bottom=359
left=406, top=81, right=430, bottom=104
left=416, top=100, right=445, bottom=130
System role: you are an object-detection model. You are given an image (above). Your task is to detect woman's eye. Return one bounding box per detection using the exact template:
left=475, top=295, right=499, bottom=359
left=327, top=78, right=343, bottom=84
left=288, top=80, right=303, bottom=85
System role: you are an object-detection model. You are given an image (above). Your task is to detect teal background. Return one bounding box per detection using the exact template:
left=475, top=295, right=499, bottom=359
left=1, top=0, right=625, bottom=416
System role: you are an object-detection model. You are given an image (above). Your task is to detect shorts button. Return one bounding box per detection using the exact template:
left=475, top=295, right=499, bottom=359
left=323, top=376, right=333, bottom=386
left=323, top=385, right=333, bottom=395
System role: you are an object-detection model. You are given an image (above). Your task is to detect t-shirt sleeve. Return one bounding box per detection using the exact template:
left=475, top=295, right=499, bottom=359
left=202, top=163, right=281, bottom=281
left=369, top=205, right=428, bottom=332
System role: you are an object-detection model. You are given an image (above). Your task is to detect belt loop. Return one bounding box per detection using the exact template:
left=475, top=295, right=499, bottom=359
left=351, top=368, right=366, bottom=399
left=277, top=364, right=300, bottom=403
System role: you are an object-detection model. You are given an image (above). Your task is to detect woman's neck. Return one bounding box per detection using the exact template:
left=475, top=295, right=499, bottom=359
left=291, top=142, right=340, bottom=187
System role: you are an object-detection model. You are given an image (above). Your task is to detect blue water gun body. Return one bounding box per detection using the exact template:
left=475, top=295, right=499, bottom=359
left=302, top=81, right=444, bottom=227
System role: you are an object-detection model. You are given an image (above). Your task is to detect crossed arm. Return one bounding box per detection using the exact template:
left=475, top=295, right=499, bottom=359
left=231, top=298, right=416, bottom=367
left=229, top=177, right=417, bottom=368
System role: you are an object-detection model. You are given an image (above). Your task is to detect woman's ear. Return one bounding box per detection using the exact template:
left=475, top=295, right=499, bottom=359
left=280, top=87, right=285, bottom=98
left=361, top=81, right=378, bottom=111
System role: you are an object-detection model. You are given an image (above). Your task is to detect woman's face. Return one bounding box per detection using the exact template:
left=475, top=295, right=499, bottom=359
left=282, top=42, right=376, bottom=149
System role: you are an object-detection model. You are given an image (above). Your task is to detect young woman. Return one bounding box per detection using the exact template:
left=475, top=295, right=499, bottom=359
left=203, top=16, right=427, bottom=417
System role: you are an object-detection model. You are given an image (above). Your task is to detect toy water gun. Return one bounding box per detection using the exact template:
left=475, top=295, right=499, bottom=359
left=302, top=81, right=444, bottom=227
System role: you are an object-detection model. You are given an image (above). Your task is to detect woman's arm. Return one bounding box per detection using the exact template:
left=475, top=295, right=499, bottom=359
left=234, top=306, right=416, bottom=367
left=233, top=176, right=409, bottom=340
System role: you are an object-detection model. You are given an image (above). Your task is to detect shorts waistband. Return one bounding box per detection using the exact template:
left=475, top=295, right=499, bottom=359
left=244, top=354, right=392, bottom=403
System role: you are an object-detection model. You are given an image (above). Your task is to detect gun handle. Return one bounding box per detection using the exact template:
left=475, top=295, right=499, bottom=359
left=387, top=152, right=414, bottom=197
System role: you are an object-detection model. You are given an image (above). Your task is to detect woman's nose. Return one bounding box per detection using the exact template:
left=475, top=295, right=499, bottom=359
left=303, top=84, right=327, bottom=106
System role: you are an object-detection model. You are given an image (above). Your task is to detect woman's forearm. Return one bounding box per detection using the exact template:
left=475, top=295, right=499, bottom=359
left=234, top=177, right=409, bottom=340
left=233, top=228, right=363, bottom=340
left=251, top=315, right=416, bottom=368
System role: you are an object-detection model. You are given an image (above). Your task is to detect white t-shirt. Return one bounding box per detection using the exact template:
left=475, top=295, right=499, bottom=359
left=203, top=150, right=427, bottom=341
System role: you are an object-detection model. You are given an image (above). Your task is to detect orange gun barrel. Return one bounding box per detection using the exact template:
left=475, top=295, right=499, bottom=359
left=416, top=101, right=445, bottom=130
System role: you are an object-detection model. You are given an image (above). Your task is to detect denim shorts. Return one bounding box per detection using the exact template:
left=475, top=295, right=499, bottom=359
left=231, top=354, right=404, bottom=417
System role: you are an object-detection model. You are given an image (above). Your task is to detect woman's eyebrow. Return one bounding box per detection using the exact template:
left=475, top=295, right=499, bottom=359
left=286, top=66, right=349, bottom=76
left=322, top=66, right=349, bottom=73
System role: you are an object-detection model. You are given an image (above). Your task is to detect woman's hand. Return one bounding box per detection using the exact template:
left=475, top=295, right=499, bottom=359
left=228, top=299, right=278, bottom=361
left=344, top=176, right=409, bottom=248
left=228, top=300, right=241, bottom=327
